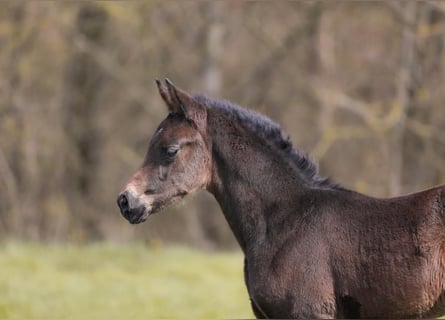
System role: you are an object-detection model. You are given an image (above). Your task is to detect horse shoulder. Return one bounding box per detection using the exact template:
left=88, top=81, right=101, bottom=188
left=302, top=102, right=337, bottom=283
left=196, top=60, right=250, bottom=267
left=243, top=209, right=336, bottom=317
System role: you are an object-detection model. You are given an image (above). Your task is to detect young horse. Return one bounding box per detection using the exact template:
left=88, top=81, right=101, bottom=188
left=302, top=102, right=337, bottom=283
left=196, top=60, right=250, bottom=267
left=117, top=79, right=445, bottom=319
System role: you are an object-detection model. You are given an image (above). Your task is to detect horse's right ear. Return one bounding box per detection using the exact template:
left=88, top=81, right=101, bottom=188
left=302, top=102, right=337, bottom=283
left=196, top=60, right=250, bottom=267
left=156, top=79, right=175, bottom=112
left=158, top=79, right=207, bottom=133
left=156, top=79, right=190, bottom=117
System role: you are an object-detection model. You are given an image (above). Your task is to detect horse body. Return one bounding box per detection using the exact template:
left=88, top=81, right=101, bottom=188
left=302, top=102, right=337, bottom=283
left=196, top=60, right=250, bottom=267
left=117, top=80, right=445, bottom=318
left=327, top=188, right=445, bottom=318
left=243, top=187, right=445, bottom=318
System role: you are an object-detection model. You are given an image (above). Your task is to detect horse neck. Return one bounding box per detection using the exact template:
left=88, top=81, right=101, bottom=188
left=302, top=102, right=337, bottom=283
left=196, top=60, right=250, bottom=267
left=206, top=110, right=309, bottom=254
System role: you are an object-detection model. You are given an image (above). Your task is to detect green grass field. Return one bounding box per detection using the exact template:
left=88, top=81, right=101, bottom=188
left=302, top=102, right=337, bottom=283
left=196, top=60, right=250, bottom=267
left=0, top=242, right=252, bottom=319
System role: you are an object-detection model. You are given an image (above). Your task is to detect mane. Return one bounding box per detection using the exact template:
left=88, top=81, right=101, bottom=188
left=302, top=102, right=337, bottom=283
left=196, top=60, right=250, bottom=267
left=193, top=94, right=339, bottom=189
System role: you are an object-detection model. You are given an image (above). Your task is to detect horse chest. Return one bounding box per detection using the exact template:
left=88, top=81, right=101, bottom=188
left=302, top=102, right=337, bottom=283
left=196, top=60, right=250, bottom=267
left=244, top=258, right=292, bottom=318
left=247, top=279, right=293, bottom=318
left=247, top=276, right=336, bottom=319
left=244, top=255, right=335, bottom=318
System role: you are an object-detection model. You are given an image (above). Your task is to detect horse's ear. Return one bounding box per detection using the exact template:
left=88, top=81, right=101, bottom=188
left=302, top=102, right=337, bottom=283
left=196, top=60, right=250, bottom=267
left=164, top=79, right=188, bottom=116
left=156, top=79, right=187, bottom=115
left=162, top=79, right=207, bottom=130
left=156, top=79, right=176, bottom=113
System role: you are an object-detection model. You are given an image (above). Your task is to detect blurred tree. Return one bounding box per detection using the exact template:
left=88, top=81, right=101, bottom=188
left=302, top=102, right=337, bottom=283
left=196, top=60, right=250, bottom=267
left=62, top=3, right=108, bottom=240
left=197, top=1, right=238, bottom=248
left=4, top=4, right=41, bottom=239
left=388, top=1, right=417, bottom=196
left=0, top=1, right=444, bottom=245
left=403, top=2, right=445, bottom=190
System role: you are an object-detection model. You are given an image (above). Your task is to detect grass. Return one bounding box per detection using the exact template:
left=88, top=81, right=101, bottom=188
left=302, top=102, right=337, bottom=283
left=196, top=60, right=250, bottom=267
left=0, top=242, right=252, bottom=319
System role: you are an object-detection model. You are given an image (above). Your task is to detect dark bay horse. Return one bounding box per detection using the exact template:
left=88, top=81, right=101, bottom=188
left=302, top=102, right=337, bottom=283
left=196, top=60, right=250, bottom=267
left=117, top=79, right=445, bottom=319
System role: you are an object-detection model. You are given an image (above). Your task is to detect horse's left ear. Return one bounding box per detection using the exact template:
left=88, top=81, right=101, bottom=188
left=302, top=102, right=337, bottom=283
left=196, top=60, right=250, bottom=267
left=162, top=79, right=207, bottom=131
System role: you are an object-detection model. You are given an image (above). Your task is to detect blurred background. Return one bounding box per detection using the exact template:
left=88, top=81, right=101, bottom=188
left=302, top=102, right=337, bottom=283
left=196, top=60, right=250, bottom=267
left=1, top=1, right=445, bottom=317
left=1, top=1, right=445, bottom=248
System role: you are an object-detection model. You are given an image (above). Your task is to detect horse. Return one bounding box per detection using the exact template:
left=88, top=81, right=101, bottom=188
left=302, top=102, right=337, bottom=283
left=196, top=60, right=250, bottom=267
left=117, top=79, right=445, bottom=319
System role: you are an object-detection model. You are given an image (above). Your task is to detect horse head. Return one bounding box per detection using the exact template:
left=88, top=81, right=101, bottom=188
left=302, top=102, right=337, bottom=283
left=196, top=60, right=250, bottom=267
left=117, top=79, right=211, bottom=224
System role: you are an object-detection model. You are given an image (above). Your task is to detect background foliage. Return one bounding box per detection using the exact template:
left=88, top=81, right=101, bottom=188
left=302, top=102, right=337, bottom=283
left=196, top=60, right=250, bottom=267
left=0, top=1, right=445, bottom=248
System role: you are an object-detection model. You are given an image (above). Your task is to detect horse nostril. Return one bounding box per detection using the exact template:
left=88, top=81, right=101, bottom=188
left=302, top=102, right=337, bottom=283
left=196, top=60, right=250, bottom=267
left=117, top=193, right=129, bottom=212
left=144, top=188, right=156, bottom=195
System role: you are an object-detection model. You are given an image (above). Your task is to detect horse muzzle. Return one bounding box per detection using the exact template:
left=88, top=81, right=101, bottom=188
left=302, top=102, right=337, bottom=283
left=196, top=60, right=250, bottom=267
left=117, top=191, right=151, bottom=224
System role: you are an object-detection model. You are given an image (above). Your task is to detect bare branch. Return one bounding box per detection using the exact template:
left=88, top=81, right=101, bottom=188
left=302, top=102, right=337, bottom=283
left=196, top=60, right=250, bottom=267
left=314, top=85, right=405, bottom=134
left=406, top=119, right=445, bottom=146
left=426, top=1, right=445, bottom=14
left=72, top=35, right=159, bottom=118
left=312, top=125, right=371, bottom=160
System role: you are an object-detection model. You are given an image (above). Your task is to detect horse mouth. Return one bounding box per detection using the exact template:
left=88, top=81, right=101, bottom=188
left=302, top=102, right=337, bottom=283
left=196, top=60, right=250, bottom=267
left=121, top=206, right=150, bottom=224
left=129, top=211, right=149, bottom=224
left=149, top=191, right=187, bottom=215
left=125, top=191, right=188, bottom=225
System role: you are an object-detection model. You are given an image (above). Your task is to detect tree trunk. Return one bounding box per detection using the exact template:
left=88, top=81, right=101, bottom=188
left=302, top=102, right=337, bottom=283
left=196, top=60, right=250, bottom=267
left=62, top=3, right=108, bottom=240
left=198, top=2, right=237, bottom=249
left=389, top=2, right=417, bottom=196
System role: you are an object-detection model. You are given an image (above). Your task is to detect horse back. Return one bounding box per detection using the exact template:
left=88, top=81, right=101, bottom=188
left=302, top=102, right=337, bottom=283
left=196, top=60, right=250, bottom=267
left=324, top=184, right=445, bottom=317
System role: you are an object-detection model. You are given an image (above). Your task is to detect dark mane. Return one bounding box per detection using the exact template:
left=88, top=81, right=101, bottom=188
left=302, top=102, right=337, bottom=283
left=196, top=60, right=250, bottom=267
left=193, top=94, right=338, bottom=189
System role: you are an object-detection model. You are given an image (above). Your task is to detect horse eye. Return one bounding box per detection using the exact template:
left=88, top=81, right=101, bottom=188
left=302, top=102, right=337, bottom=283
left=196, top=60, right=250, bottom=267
left=166, top=146, right=179, bottom=158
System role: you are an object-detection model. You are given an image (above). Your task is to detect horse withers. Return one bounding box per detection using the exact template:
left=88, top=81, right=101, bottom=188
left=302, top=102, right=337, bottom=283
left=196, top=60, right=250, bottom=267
left=117, top=79, right=445, bottom=319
